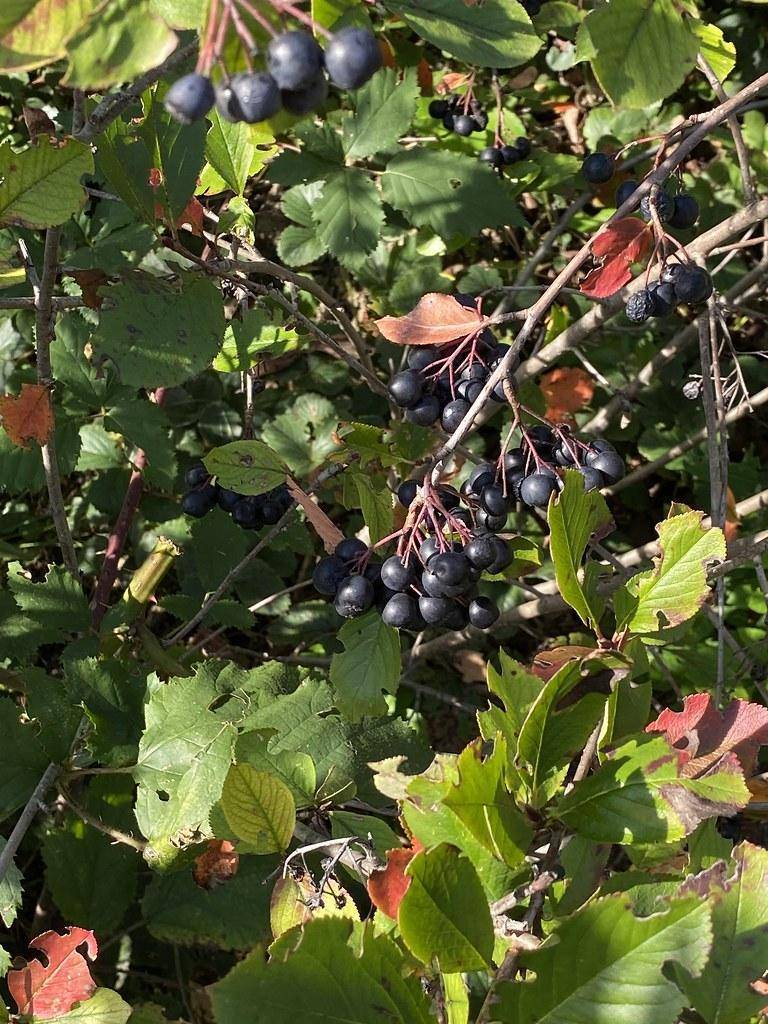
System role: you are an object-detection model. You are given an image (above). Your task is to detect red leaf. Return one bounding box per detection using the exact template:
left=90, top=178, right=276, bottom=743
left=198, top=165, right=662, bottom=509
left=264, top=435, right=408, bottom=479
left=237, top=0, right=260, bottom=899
left=287, top=475, right=345, bottom=554
left=8, top=928, right=98, bottom=1019
left=0, top=383, right=53, bottom=447
left=375, top=293, right=482, bottom=347
left=367, top=841, right=423, bottom=919
left=581, top=218, right=652, bottom=299
left=647, top=693, right=768, bottom=777
left=193, top=839, right=240, bottom=889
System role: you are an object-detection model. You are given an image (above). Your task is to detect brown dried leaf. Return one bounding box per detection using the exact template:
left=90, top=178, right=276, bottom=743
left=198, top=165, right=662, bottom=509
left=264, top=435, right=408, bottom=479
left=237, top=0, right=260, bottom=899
left=193, top=839, right=239, bottom=889
left=287, top=476, right=344, bottom=553
left=0, top=383, right=53, bottom=447
left=375, top=293, right=482, bottom=347
left=539, top=367, right=594, bottom=424
left=367, top=841, right=424, bottom=919
left=69, top=269, right=108, bottom=309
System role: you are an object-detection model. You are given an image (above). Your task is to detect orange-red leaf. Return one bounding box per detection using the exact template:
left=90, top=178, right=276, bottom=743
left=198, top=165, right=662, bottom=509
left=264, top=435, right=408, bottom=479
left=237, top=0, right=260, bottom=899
left=540, top=367, right=594, bottom=424
left=724, top=486, right=740, bottom=544
left=367, top=841, right=423, bottom=919
left=581, top=218, right=652, bottom=299
left=8, top=928, right=98, bottom=1019
left=647, top=693, right=768, bottom=778
left=375, top=293, right=482, bottom=347
left=0, top=383, right=53, bottom=447
left=287, top=475, right=345, bottom=553
left=193, top=839, right=240, bottom=889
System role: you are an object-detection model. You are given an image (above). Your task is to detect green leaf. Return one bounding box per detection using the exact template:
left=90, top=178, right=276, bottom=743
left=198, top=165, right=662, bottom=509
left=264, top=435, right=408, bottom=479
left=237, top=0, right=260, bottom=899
left=620, top=510, right=726, bottom=634
left=0, top=0, right=97, bottom=72
left=556, top=734, right=750, bottom=844
left=399, top=844, right=494, bottom=972
left=104, top=394, right=177, bottom=487
left=0, top=838, right=22, bottom=927
left=213, top=309, right=300, bottom=372
left=479, top=651, right=544, bottom=749
left=92, top=273, right=224, bottom=388
left=203, top=439, right=287, bottom=495
left=65, top=657, right=147, bottom=767
left=63, top=0, right=176, bottom=89
left=0, top=698, right=49, bottom=822
left=674, top=842, right=768, bottom=1024
left=143, top=853, right=280, bottom=949
left=236, top=733, right=316, bottom=808
left=344, top=67, right=419, bottom=160
left=133, top=668, right=237, bottom=851
left=495, top=893, right=712, bottom=1024
left=382, top=0, right=541, bottom=68
left=261, top=393, right=339, bottom=477
left=575, top=0, right=698, bottom=108
left=204, top=111, right=276, bottom=196
left=351, top=472, right=394, bottom=544
left=329, top=610, right=401, bottom=721
left=41, top=988, right=132, bottom=1024
left=313, top=169, right=384, bottom=270
left=8, top=562, right=90, bottom=632
left=381, top=150, right=523, bottom=238
left=220, top=764, right=295, bottom=853
left=0, top=137, right=92, bottom=228
left=548, top=468, right=612, bottom=628
left=694, top=23, right=737, bottom=83
left=517, top=661, right=607, bottom=807
left=211, top=918, right=433, bottom=1023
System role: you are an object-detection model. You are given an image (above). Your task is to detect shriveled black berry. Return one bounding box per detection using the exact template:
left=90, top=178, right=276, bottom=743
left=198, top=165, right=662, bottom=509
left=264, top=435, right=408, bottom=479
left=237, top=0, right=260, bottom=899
left=625, top=289, right=656, bottom=323
left=480, top=147, right=504, bottom=168
left=335, top=537, right=368, bottom=562
left=668, top=194, right=699, bottom=230
left=281, top=75, right=329, bottom=115
left=268, top=30, right=324, bottom=91
left=673, top=266, right=713, bottom=305
left=615, top=179, right=639, bottom=208
left=442, top=398, right=470, bottom=432
left=389, top=369, right=424, bottom=409
left=590, top=451, right=624, bottom=484
left=381, top=556, right=416, bottom=592
left=582, top=152, right=614, bottom=184
left=406, top=394, right=441, bottom=426
left=453, top=114, right=476, bottom=136
left=165, top=73, right=215, bottom=123
left=520, top=472, right=559, bottom=508
left=396, top=479, right=420, bottom=508
left=578, top=466, right=606, bottom=492
left=185, top=462, right=209, bottom=488
left=640, top=190, right=674, bottom=223
left=382, top=593, right=418, bottom=629
left=660, top=262, right=684, bottom=286
left=313, top=555, right=347, bottom=595
left=465, top=534, right=497, bottom=569
left=334, top=575, right=375, bottom=618
left=324, top=27, right=381, bottom=89
left=218, top=73, right=282, bottom=123
left=469, top=596, right=499, bottom=629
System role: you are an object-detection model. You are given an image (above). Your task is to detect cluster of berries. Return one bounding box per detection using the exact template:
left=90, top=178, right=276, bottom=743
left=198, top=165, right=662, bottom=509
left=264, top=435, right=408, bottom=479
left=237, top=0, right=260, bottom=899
left=626, top=261, right=713, bottom=323
left=165, top=26, right=381, bottom=125
left=428, top=95, right=488, bottom=137
left=389, top=332, right=517, bottom=431
left=181, top=463, right=293, bottom=528
left=312, top=489, right=509, bottom=632
left=582, top=154, right=700, bottom=230
left=479, top=136, right=532, bottom=171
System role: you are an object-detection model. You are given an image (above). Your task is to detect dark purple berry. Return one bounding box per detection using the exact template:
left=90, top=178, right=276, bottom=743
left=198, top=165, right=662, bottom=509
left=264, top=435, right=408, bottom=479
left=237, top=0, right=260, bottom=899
left=334, top=575, right=375, bottom=618
left=381, top=556, right=416, bottom=592
left=396, top=479, right=420, bottom=508
left=218, top=72, right=282, bottom=123
left=673, top=266, right=713, bottom=305
left=452, top=114, right=476, bottom=136
left=625, top=289, right=656, bottom=323
left=640, top=190, right=674, bottom=223
left=182, top=486, right=217, bottom=517
left=405, top=394, right=441, bottom=426
left=382, top=593, right=418, bottom=629
left=313, top=556, right=347, bottom=595
left=589, top=451, right=624, bottom=484
left=468, top=596, right=500, bottom=629
left=389, top=369, right=424, bottom=409
left=335, top=537, right=368, bottom=562
left=520, top=472, right=559, bottom=508
left=480, top=147, right=504, bottom=168
left=615, top=179, right=639, bottom=208
left=281, top=75, right=329, bottom=115
left=668, top=194, right=699, bottom=230
left=429, top=99, right=449, bottom=119
left=578, top=466, right=606, bottom=492
left=185, top=462, right=209, bottom=488
left=465, top=534, right=497, bottom=569
left=165, top=73, right=215, bottom=123
left=267, top=30, right=324, bottom=91
left=442, top=399, right=470, bottom=432
left=582, top=153, right=614, bottom=184
left=324, top=28, right=381, bottom=89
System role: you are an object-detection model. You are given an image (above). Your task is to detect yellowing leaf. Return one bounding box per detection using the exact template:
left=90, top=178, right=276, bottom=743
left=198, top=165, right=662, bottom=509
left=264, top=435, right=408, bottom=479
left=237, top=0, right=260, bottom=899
left=0, top=383, right=53, bottom=447
left=221, top=764, right=296, bottom=853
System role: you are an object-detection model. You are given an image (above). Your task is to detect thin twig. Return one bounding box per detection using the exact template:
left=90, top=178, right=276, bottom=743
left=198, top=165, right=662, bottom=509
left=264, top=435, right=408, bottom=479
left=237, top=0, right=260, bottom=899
left=0, top=763, right=60, bottom=883
left=697, top=54, right=756, bottom=202
left=58, top=783, right=147, bottom=853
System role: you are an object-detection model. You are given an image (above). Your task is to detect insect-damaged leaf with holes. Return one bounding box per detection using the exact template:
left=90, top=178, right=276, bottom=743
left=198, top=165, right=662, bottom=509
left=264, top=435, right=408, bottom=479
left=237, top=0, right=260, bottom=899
left=133, top=668, right=237, bottom=858
left=617, top=509, right=726, bottom=634
left=8, top=927, right=99, bottom=1018
left=376, top=292, right=483, bottom=347
left=204, top=439, right=286, bottom=495
left=0, top=383, right=53, bottom=447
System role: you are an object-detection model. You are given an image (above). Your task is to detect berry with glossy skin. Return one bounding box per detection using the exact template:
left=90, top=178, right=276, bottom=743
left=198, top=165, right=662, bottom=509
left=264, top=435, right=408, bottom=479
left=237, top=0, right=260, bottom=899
left=232, top=496, right=263, bottom=529
left=419, top=595, right=454, bottom=625
left=582, top=152, right=614, bottom=184
left=486, top=536, right=513, bottom=574
left=625, top=289, right=656, bottom=323
left=520, top=472, right=559, bottom=508
left=503, top=448, right=526, bottom=472
left=407, top=347, right=435, bottom=372
left=668, top=194, right=699, bottom=230
left=406, top=394, right=441, bottom=426
left=218, top=73, right=282, bottom=123
left=313, top=555, right=347, bottom=595
left=442, top=110, right=455, bottom=131
left=468, top=463, right=496, bottom=495
left=505, top=470, right=524, bottom=502
left=469, top=596, right=500, bottom=629
left=182, top=486, right=217, bottom=517
left=500, top=144, right=520, bottom=165
left=442, top=398, right=470, bottom=432
left=480, top=147, right=504, bottom=168
left=381, top=556, right=416, bottom=592
left=268, top=31, right=324, bottom=90
left=165, top=73, right=215, bottom=123
left=437, top=486, right=461, bottom=511
left=335, top=537, right=368, bottom=562
left=475, top=509, right=507, bottom=533
left=389, top=369, right=424, bottom=408
left=481, top=485, right=512, bottom=517
left=334, top=575, right=375, bottom=617
left=648, top=281, right=676, bottom=317
left=453, top=113, right=476, bottom=136
left=528, top=423, right=555, bottom=451
left=584, top=440, right=616, bottom=466
left=615, top=179, right=639, bottom=208
left=430, top=551, right=470, bottom=586
left=590, top=451, right=625, bottom=484
left=324, top=27, right=381, bottom=89
left=396, top=479, right=419, bottom=508
left=281, top=75, right=329, bottom=115
left=514, top=137, right=531, bottom=159
left=465, top=534, right=497, bottom=569
left=421, top=569, right=448, bottom=598
left=185, top=462, right=209, bottom=488
left=218, top=487, right=242, bottom=513
left=673, top=266, right=713, bottom=305
left=578, top=465, right=606, bottom=492
left=419, top=536, right=440, bottom=565
left=640, top=190, right=674, bottom=223
left=429, top=99, right=449, bottom=119
left=382, top=593, right=418, bottom=629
